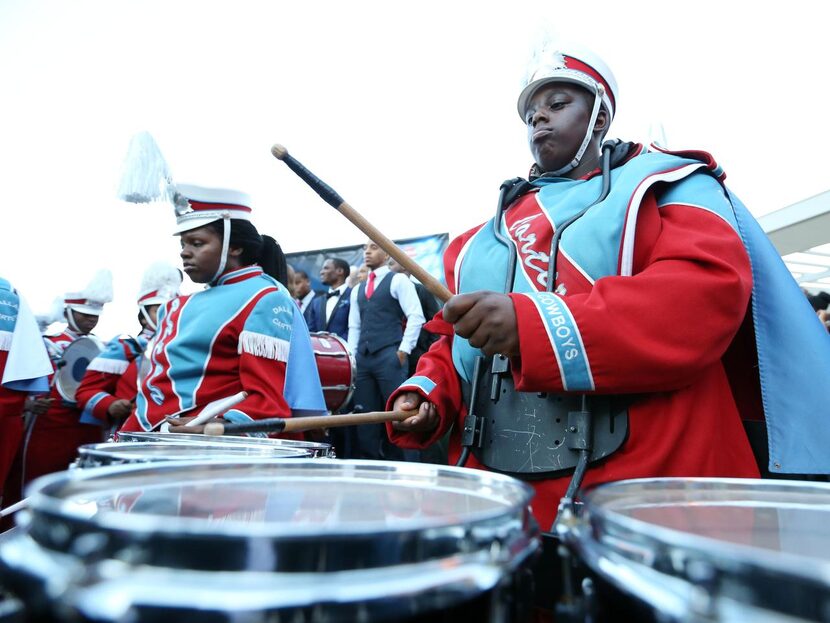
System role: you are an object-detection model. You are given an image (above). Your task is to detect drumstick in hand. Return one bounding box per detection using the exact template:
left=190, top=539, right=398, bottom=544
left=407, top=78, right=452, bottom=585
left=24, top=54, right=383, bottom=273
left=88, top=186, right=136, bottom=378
left=203, top=409, right=417, bottom=436
left=271, top=144, right=452, bottom=303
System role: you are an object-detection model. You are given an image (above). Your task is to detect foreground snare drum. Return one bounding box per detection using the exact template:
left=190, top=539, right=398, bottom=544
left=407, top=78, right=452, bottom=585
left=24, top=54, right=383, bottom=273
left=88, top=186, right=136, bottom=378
left=310, top=331, right=355, bottom=412
left=116, top=430, right=334, bottom=458
left=74, top=441, right=311, bottom=468
left=563, top=478, right=830, bottom=622
left=0, top=460, right=538, bottom=622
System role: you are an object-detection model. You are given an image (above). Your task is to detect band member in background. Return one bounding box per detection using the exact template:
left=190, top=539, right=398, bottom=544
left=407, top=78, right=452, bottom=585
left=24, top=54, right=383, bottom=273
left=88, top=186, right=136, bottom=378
left=3, top=270, right=113, bottom=518
left=120, top=184, right=326, bottom=433
left=76, top=263, right=181, bottom=428
left=307, top=257, right=351, bottom=341
left=385, top=42, right=825, bottom=534
left=293, top=269, right=316, bottom=324
left=0, top=278, right=51, bottom=506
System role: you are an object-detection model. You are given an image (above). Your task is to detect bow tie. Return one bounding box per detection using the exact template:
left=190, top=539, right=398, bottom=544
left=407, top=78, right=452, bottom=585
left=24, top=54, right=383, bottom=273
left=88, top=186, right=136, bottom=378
left=326, top=290, right=340, bottom=298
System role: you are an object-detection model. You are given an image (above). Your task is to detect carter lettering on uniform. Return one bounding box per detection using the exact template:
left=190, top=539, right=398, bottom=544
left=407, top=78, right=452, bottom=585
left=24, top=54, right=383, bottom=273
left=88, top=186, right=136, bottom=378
left=509, top=214, right=550, bottom=288
left=538, top=292, right=582, bottom=361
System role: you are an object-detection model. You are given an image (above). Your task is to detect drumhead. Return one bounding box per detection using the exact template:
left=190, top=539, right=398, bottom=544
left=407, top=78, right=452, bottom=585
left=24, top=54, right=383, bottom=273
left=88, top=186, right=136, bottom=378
left=116, top=430, right=333, bottom=457
left=77, top=442, right=312, bottom=465
left=6, top=460, right=537, bottom=622
left=569, top=478, right=830, bottom=621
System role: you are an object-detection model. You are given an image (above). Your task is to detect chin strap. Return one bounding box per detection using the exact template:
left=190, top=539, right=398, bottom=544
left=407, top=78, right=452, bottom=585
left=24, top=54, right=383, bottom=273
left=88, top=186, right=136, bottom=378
left=546, top=84, right=605, bottom=177
left=211, top=216, right=232, bottom=284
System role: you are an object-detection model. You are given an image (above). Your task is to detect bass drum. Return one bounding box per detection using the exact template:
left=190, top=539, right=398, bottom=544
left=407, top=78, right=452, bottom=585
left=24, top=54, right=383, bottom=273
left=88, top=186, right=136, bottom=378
left=310, top=331, right=355, bottom=413
left=116, top=430, right=334, bottom=458
left=561, top=478, right=830, bottom=622
left=0, top=460, right=540, bottom=622
left=74, top=441, right=312, bottom=468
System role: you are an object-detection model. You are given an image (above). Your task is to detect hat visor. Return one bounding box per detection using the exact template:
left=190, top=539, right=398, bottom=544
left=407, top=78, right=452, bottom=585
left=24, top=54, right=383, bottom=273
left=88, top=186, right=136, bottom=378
left=173, top=215, right=224, bottom=235
left=66, top=304, right=104, bottom=316
left=517, top=74, right=601, bottom=120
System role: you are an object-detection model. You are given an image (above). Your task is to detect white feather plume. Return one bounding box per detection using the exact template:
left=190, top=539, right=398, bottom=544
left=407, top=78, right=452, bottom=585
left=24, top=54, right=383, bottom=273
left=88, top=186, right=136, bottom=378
left=35, top=296, right=65, bottom=331
left=139, top=262, right=182, bottom=301
left=117, top=131, right=176, bottom=204
left=81, top=269, right=114, bottom=304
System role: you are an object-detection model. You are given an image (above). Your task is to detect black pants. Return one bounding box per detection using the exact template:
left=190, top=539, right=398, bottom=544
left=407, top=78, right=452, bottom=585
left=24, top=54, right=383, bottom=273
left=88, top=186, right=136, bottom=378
left=351, top=344, right=417, bottom=461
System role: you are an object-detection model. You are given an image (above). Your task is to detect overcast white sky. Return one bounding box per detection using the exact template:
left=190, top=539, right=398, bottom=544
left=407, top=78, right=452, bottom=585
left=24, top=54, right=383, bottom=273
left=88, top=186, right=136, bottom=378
left=2, top=0, right=829, bottom=338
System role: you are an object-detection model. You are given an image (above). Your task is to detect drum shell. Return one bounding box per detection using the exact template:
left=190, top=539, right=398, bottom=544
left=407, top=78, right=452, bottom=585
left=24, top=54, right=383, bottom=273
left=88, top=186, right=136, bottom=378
left=561, top=477, right=830, bottom=622
left=310, top=331, right=355, bottom=412
left=116, top=430, right=334, bottom=458
left=0, top=459, right=539, bottom=623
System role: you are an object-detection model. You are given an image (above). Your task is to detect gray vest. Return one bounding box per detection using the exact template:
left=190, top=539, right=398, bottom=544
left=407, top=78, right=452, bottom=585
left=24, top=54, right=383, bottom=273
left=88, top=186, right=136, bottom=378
left=357, top=272, right=404, bottom=355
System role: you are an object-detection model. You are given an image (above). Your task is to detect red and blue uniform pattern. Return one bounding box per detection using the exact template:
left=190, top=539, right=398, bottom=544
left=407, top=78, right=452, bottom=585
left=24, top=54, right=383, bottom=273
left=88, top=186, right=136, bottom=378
left=388, top=147, right=762, bottom=528
left=123, top=266, right=325, bottom=432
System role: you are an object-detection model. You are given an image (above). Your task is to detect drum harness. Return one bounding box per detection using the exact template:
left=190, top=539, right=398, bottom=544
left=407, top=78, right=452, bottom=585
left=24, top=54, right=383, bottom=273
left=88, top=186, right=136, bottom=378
left=454, top=141, right=632, bottom=618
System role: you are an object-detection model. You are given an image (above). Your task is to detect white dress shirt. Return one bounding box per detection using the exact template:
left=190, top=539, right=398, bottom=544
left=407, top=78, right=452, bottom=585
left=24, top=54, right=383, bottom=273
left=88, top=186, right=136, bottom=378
left=325, top=283, right=349, bottom=324
left=347, top=265, right=425, bottom=355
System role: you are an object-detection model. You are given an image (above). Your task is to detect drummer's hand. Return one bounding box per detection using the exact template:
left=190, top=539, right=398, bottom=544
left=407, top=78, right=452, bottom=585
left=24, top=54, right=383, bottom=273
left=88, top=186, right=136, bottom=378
left=166, top=415, right=217, bottom=435
left=443, top=291, right=519, bottom=357
left=107, top=399, right=133, bottom=419
left=391, top=392, right=439, bottom=433
left=28, top=396, right=53, bottom=415
left=396, top=350, right=408, bottom=367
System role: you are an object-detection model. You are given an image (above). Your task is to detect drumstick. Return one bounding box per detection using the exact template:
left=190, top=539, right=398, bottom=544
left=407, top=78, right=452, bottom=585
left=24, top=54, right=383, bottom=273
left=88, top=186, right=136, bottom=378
left=203, top=409, right=418, bottom=436
left=0, top=498, right=27, bottom=518
left=271, top=144, right=452, bottom=304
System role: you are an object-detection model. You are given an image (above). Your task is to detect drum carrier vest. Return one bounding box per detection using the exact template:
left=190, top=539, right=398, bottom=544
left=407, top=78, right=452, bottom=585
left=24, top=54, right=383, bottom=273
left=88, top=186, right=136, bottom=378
left=457, top=148, right=630, bottom=483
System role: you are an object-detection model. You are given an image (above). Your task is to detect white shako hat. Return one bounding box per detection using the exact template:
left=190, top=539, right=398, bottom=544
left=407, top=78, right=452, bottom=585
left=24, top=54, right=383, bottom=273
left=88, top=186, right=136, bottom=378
left=137, top=262, right=182, bottom=307
left=517, top=44, right=618, bottom=122
left=172, top=184, right=253, bottom=234
left=64, top=269, right=113, bottom=316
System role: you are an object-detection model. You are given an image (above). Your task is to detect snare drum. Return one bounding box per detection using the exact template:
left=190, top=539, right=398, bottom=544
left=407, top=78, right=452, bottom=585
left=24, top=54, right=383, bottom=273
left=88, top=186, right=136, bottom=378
left=74, top=441, right=311, bottom=468
left=563, top=478, right=830, bottom=622
left=310, top=331, right=355, bottom=412
left=116, top=430, right=334, bottom=458
left=0, top=460, right=539, bottom=622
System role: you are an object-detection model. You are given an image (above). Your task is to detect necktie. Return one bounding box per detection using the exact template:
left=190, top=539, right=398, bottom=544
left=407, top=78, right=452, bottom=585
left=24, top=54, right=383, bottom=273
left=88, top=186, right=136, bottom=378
left=326, top=290, right=339, bottom=298
left=366, top=271, right=376, bottom=298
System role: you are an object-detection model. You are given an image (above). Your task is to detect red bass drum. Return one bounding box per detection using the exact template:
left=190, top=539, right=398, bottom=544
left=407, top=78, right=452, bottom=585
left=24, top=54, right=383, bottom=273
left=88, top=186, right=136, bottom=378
left=310, top=332, right=355, bottom=413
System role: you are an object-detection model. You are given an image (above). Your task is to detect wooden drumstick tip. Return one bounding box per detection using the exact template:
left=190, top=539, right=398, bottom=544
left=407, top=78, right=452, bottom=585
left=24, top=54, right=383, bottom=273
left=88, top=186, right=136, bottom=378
left=271, top=144, right=288, bottom=160
left=203, top=422, right=225, bottom=436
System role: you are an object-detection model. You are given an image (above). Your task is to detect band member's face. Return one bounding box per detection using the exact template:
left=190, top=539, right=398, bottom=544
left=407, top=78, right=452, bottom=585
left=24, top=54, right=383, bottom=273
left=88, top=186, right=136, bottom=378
left=525, top=83, right=605, bottom=175
left=363, top=242, right=388, bottom=270
left=179, top=226, right=223, bottom=283
left=294, top=274, right=311, bottom=298
left=71, top=310, right=99, bottom=335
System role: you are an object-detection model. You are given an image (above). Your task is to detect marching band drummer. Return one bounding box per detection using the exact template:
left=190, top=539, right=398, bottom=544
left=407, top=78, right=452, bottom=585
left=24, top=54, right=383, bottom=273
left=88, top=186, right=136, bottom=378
left=75, top=263, right=181, bottom=428
left=2, top=270, right=113, bottom=517
left=388, top=41, right=830, bottom=537
left=0, top=278, right=51, bottom=505
left=119, top=184, right=327, bottom=434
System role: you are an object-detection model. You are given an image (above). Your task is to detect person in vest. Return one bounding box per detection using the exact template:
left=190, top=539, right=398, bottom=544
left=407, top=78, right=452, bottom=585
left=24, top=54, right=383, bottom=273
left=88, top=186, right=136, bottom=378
left=120, top=184, right=326, bottom=433
left=307, top=257, right=352, bottom=341
left=3, top=270, right=113, bottom=514
left=0, top=278, right=51, bottom=506
left=76, top=262, right=181, bottom=428
left=385, top=42, right=830, bottom=533
left=347, top=240, right=424, bottom=459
